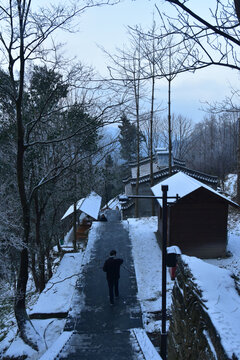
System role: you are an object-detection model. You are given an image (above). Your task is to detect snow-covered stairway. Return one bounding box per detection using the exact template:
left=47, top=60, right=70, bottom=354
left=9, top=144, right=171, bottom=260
left=56, top=210, right=144, bottom=359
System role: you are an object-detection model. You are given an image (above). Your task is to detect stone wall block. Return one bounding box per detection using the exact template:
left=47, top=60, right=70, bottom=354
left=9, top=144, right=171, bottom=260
left=168, top=257, right=235, bottom=360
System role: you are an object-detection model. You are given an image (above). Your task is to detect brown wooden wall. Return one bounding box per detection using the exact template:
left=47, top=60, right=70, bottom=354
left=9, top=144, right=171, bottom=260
left=158, top=188, right=229, bottom=258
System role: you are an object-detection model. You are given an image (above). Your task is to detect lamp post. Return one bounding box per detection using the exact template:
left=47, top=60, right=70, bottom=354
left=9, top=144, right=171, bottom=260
left=161, top=185, right=168, bottom=360
left=119, top=188, right=178, bottom=360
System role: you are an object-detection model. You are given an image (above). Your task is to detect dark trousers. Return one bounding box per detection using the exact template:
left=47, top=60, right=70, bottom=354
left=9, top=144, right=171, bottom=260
left=107, top=278, right=119, bottom=304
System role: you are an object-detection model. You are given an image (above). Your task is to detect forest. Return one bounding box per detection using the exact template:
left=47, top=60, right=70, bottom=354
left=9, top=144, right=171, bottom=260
left=0, top=0, right=240, bottom=352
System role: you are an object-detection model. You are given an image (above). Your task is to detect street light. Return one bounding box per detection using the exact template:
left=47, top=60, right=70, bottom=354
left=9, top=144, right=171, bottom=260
left=119, top=188, right=179, bottom=360
left=161, top=185, right=168, bottom=360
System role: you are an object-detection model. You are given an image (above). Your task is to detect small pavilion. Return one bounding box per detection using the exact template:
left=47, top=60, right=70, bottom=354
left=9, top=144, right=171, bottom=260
left=151, top=172, right=239, bottom=258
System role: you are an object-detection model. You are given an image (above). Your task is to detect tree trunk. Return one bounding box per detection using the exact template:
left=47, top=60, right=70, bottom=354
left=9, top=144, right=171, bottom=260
left=135, top=113, right=140, bottom=218
left=14, top=247, right=29, bottom=332
left=36, top=221, right=46, bottom=293
left=14, top=35, right=41, bottom=347
left=14, top=209, right=40, bottom=349
left=39, top=249, right=45, bottom=293
left=168, top=78, right=172, bottom=175
left=150, top=72, right=155, bottom=216
left=31, top=252, right=40, bottom=292
left=14, top=97, right=39, bottom=348
left=34, top=193, right=46, bottom=292
left=134, top=40, right=141, bottom=218
left=46, top=245, right=53, bottom=281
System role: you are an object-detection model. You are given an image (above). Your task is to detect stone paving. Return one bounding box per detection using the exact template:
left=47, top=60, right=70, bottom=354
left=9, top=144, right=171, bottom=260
left=57, top=210, right=143, bottom=359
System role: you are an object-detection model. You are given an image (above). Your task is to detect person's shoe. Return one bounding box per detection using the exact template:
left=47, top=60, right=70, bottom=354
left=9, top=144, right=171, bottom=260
left=110, top=302, right=114, bottom=306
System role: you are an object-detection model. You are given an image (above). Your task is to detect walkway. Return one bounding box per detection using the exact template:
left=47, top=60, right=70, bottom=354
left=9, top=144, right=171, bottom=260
left=57, top=210, right=143, bottom=359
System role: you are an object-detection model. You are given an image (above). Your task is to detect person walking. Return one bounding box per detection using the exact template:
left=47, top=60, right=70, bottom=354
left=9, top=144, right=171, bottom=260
left=103, top=250, right=123, bottom=305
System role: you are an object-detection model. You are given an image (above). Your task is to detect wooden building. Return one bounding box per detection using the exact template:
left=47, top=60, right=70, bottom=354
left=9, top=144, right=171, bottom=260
left=60, top=191, right=102, bottom=245
left=151, top=172, right=238, bottom=258
left=121, top=148, right=218, bottom=219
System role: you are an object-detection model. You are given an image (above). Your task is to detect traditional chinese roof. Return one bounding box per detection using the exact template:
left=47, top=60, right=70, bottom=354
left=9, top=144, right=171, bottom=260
left=151, top=172, right=238, bottom=208
left=123, top=165, right=218, bottom=187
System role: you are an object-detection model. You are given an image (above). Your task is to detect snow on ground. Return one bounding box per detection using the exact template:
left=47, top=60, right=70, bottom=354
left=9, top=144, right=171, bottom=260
left=124, top=217, right=174, bottom=334
left=209, top=173, right=240, bottom=277
left=204, top=173, right=240, bottom=293
left=183, top=255, right=240, bottom=359
left=39, top=331, right=74, bottom=360
left=29, top=253, right=84, bottom=316
left=205, top=230, right=240, bottom=282
left=61, top=227, right=73, bottom=245
left=1, top=222, right=100, bottom=360
left=223, top=173, right=237, bottom=198
left=204, top=207, right=240, bottom=288
left=131, top=328, right=162, bottom=360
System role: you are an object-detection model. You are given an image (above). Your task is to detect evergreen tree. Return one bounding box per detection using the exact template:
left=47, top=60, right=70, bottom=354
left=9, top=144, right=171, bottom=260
left=103, top=154, right=114, bottom=204
left=118, top=114, right=138, bottom=164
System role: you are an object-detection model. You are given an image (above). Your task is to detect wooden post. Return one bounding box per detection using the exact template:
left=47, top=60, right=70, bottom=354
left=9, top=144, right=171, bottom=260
left=73, top=202, right=77, bottom=251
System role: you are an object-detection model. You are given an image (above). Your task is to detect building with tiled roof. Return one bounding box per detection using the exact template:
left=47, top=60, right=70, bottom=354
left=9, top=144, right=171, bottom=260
left=121, top=148, right=218, bottom=219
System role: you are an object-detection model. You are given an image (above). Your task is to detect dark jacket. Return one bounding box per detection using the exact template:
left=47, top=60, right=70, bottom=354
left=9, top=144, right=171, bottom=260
left=103, top=256, right=123, bottom=281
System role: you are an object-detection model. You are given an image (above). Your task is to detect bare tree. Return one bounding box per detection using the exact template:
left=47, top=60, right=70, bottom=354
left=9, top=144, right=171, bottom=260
left=132, top=18, right=192, bottom=176
left=154, top=29, right=191, bottom=173
left=185, top=112, right=238, bottom=180
left=155, top=113, right=193, bottom=159
left=133, top=36, right=142, bottom=217
left=171, top=114, right=193, bottom=159
left=104, top=33, right=147, bottom=217
left=131, top=20, right=165, bottom=215
left=161, top=0, right=240, bottom=72
left=141, top=114, right=165, bottom=155
left=158, top=0, right=240, bottom=201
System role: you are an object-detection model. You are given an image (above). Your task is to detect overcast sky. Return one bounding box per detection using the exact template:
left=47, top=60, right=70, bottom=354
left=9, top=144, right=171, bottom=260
left=58, top=0, right=239, bottom=123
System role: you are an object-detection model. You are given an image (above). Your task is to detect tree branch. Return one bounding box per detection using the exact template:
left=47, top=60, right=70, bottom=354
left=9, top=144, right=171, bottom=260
left=166, top=0, right=240, bottom=46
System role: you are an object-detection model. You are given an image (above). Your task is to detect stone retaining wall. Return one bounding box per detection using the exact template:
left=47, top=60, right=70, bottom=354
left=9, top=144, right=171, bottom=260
left=167, top=256, right=238, bottom=360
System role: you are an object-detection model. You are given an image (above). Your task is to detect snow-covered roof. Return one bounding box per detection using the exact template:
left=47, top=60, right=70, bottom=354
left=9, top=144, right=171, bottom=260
left=61, top=191, right=102, bottom=220
left=61, top=204, right=74, bottom=220
left=155, top=147, right=169, bottom=155
left=103, top=196, right=121, bottom=210
left=151, top=172, right=238, bottom=208
left=61, top=199, right=85, bottom=220
left=167, top=246, right=182, bottom=254
left=80, top=191, right=102, bottom=220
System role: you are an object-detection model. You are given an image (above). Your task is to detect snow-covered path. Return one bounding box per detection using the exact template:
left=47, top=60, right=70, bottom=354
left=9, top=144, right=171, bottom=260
left=2, top=213, right=164, bottom=360
left=57, top=209, right=143, bottom=359
left=41, top=210, right=161, bottom=360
